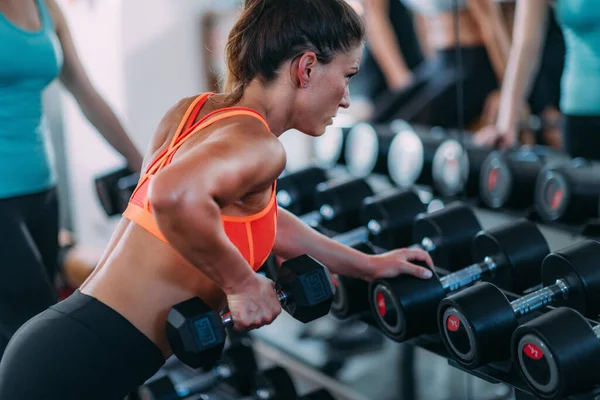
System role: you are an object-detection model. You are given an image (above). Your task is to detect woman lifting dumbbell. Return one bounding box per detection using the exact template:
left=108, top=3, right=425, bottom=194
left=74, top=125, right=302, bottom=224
left=477, top=0, right=600, bottom=160
left=0, top=0, right=142, bottom=356
left=0, top=1, right=433, bottom=399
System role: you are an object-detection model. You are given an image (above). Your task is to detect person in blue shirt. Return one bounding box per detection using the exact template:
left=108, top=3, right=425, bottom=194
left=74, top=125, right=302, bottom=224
left=0, top=0, right=142, bottom=357
left=476, top=0, right=600, bottom=160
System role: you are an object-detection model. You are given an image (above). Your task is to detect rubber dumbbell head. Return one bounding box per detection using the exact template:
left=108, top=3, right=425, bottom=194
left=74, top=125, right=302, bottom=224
left=345, top=121, right=408, bottom=179
left=314, top=117, right=355, bottom=169
left=512, top=307, right=600, bottom=400
left=535, top=160, right=600, bottom=224
left=431, top=138, right=491, bottom=198
left=387, top=124, right=446, bottom=188
left=312, top=177, right=374, bottom=233
left=438, top=239, right=600, bottom=369
left=411, top=201, right=481, bottom=269
left=369, top=218, right=548, bottom=342
left=276, top=166, right=328, bottom=215
left=359, top=188, right=426, bottom=250
left=479, top=148, right=569, bottom=210
left=276, top=254, right=335, bottom=323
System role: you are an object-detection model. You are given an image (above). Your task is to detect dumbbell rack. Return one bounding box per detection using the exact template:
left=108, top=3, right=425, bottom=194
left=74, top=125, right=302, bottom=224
left=402, top=278, right=600, bottom=400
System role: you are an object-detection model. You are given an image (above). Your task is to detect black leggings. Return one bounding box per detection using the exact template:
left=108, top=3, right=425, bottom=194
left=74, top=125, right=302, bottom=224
left=0, top=188, right=60, bottom=357
left=563, top=115, right=600, bottom=161
left=0, top=290, right=165, bottom=400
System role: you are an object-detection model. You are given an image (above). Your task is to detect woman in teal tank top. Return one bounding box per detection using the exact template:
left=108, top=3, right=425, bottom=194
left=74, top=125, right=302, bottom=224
left=0, top=0, right=142, bottom=357
left=476, top=0, right=600, bottom=160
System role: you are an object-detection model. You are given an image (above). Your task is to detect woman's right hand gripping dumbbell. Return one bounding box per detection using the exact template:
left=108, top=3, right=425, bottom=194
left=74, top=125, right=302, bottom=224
left=225, top=273, right=283, bottom=331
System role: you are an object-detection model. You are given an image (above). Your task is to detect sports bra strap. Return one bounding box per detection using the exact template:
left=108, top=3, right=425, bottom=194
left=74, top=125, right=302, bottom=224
left=141, top=94, right=211, bottom=179
left=159, top=108, right=270, bottom=167
left=130, top=102, right=270, bottom=209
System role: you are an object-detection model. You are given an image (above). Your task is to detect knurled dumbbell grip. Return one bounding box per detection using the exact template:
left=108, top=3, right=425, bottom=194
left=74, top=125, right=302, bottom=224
left=440, top=257, right=497, bottom=292
left=510, top=278, right=569, bottom=317
left=221, top=291, right=289, bottom=327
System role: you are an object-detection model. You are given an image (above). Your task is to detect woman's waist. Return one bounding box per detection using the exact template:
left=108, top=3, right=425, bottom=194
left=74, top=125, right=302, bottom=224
left=425, top=11, right=485, bottom=50
left=80, top=242, right=227, bottom=356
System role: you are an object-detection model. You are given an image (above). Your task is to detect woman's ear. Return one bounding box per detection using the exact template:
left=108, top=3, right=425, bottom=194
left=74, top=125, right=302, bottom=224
left=295, top=52, right=318, bottom=88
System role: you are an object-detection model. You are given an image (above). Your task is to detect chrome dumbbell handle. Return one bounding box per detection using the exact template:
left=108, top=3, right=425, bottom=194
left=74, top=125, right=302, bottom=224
left=440, top=257, right=498, bottom=292
left=511, top=279, right=570, bottom=317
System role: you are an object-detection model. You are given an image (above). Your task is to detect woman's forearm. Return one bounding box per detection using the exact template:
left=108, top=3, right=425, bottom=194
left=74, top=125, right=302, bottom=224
left=272, top=208, right=373, bottom=280
left=364, top=1, right=412, bottom=89
left=77, top=90, right=143, bottom=171
left=496, top=0, right=549, bottom=133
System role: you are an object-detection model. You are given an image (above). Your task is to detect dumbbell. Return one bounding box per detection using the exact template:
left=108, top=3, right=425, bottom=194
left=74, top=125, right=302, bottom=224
left=276, top=166, right=328, bottom=215
left=438, top=239, right=600, bottom=369
left=304, top=176, right=378, bottom=234
left=343, top=121, right=445, bottom=190
left=313, top=116, right=356, bottom=169
left=341, top=120, right=408, bottom=178
left=137, top=338, right=258, bottom=399
left=479, top=146, right=570, bottom=210
left=511, top=307, right=600, bottom=400
left=166, top=254, right=334, bottom=369
left=535, top=160, right=600, bottom=224
left=431, top=136, right=491, bottom=197
left=94, top=166, right=140, bottom=216
left=369, top=218, right=548, bottom=342
left=383, top=124, right=449, bottom=189
left=330, top=199, right=481, bottom=319
left=328, top=188, right=427, bottom=318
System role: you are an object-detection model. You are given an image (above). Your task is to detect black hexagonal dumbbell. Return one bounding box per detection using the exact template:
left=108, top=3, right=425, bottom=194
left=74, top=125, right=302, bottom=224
left=137, top=337, right=258, bottom=399
left=438, top=239, right=600, bottom=369
left=166, top=255, right=334, bottom=369
left=511, top=307, right=600, bottom=400
left=369, top=218, right=549, bottom=343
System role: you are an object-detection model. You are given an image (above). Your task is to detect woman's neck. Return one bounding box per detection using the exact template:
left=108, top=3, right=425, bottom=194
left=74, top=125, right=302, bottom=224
left=229, top=80, right=295, bottom=137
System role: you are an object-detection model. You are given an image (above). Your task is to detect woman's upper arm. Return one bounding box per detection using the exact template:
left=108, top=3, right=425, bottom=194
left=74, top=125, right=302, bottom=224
left=150, top=118, right=286, bottom=211
left=45, top=0, right=93, bottom=98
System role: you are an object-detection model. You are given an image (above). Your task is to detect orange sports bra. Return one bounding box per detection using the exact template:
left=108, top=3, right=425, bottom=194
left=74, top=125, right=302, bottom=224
left=123, top=93, right=278, bottom=271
